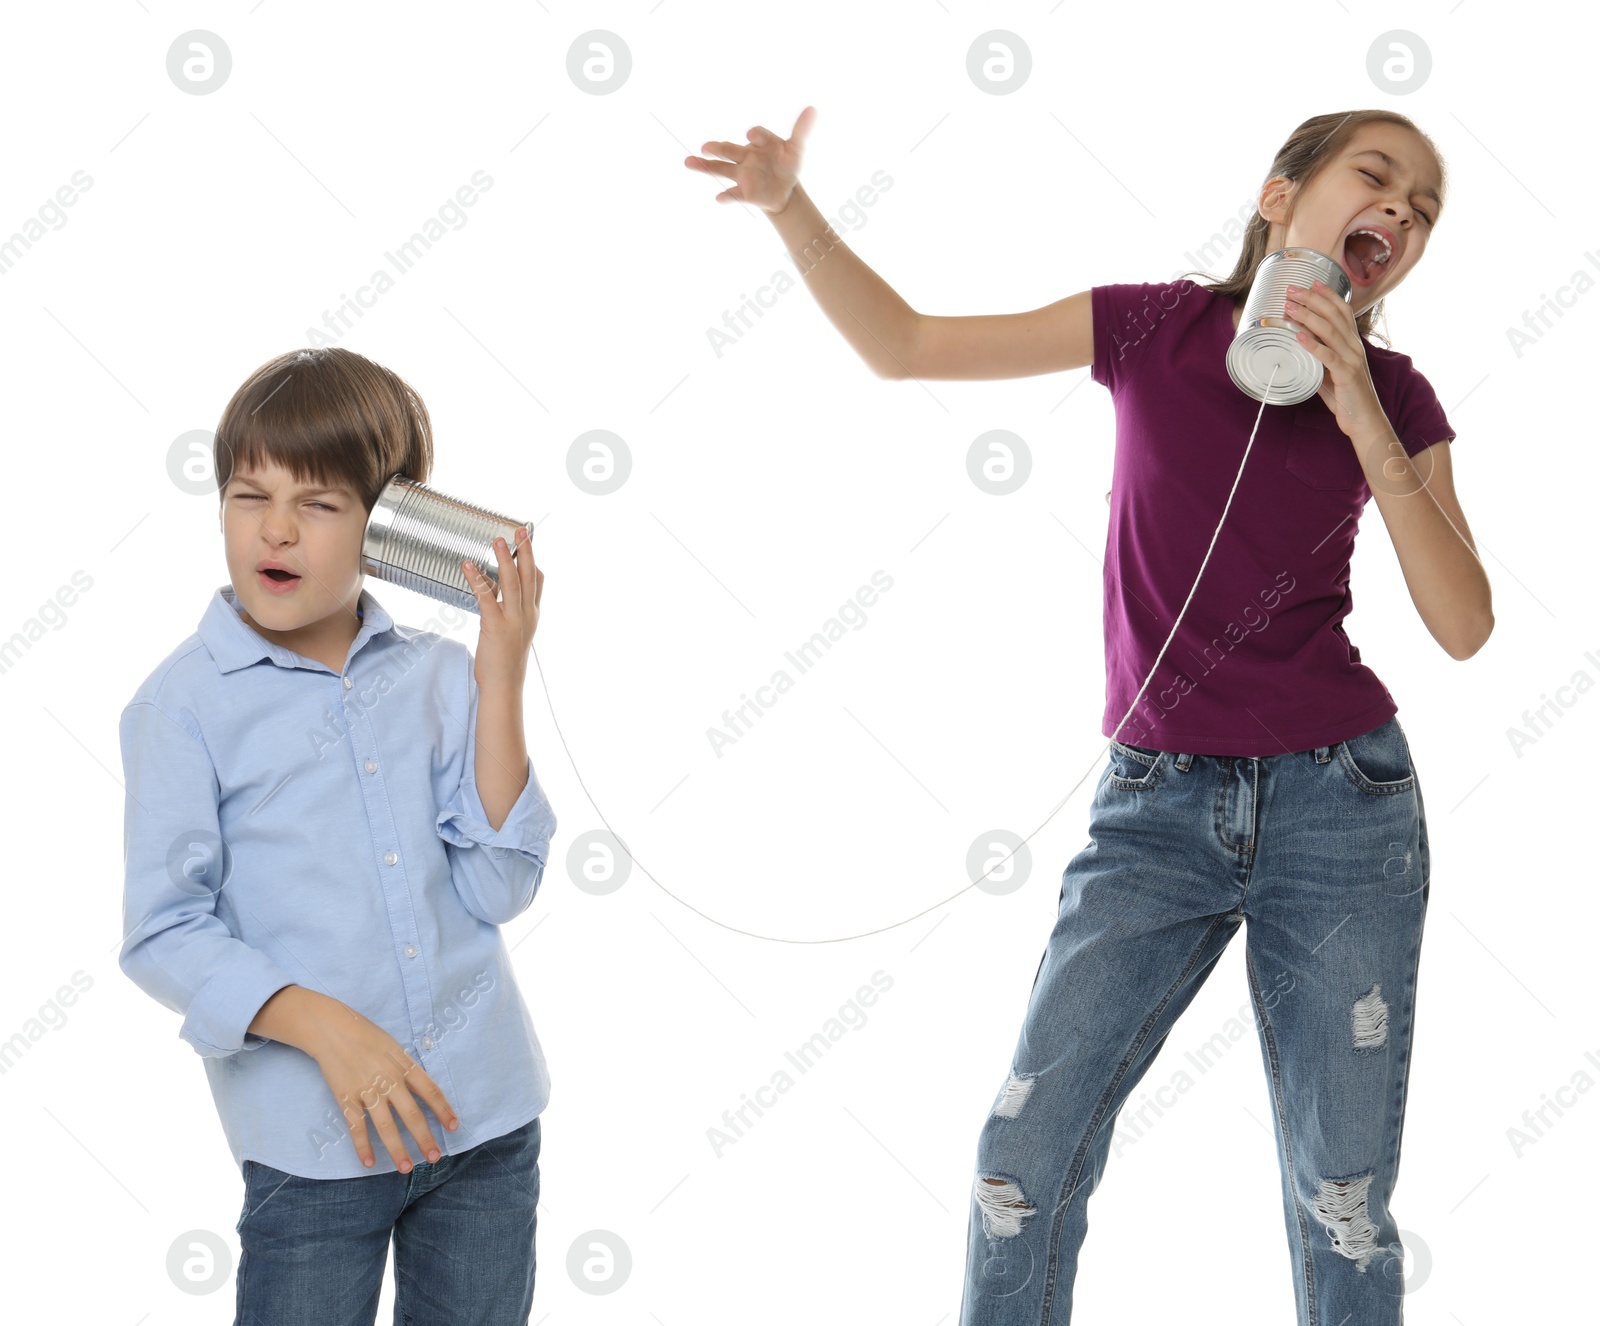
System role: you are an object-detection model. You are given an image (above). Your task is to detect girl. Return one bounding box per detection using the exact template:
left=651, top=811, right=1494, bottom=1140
left=686, top=108, right=1491, bottom=1325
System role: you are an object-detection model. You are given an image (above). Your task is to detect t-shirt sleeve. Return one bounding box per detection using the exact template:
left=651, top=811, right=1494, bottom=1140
left=1388, top=354, right=1457, bottom=459
left=1090, top=280, right=1201, bottom=395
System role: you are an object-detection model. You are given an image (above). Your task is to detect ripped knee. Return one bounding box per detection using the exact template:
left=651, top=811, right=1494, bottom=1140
left=1352, top=983, right=1389, bottom=1050
left=975, top=1175, right=1037, bottom=1238
left=1311, top=1172, right=1382, bottom=1270
left=992, top=1069, right=1035, bottom=1119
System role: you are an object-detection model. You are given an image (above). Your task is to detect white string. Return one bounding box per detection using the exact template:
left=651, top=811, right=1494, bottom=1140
left=525, top=363, right=1282, bottom=944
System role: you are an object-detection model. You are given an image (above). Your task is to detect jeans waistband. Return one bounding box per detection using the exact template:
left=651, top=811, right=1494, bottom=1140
left=1168, top=745, right=1333, bottom=772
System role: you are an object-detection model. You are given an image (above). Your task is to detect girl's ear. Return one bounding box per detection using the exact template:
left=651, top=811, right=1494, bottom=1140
left=1257, top=174, right=1295, bottom=224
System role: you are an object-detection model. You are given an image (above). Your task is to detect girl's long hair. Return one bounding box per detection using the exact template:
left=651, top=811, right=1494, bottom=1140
left=1180, top=110, right=1448, bottom=349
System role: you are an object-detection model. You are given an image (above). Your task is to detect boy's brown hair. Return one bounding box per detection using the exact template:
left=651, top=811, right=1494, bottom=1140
left=213, top=346, right=434, bottom=511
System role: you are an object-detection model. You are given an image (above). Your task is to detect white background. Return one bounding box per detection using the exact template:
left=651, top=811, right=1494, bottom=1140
left=1, top=2, right=1595, bottom=1322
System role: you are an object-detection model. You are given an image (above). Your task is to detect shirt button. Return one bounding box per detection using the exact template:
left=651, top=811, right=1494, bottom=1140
left=421, top=1035, right=434, bottom=1050
left=365, top=759, right=378, bottom=773
left=404, top=944, right=418, bottom=958
left=342, top=675, right=353, bottom=690
left=384, top=851, right=398, bottom=865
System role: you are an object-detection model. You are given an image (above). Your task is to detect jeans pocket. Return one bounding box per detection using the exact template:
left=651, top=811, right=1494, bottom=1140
left=1337, top=718, right=1415, bottom=795
left=1107, top=739, right=1166, bottom=790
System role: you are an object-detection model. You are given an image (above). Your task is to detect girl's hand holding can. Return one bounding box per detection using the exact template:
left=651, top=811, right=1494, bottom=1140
left=1283, top=279, right=1386, bottom=438
left=685, top=105, right=816, bottom=214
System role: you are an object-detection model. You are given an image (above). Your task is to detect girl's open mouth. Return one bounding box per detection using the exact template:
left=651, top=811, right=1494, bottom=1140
left=1340, top=228, right=1394, bottom=287
left=258, top=568, right=302, bottom=594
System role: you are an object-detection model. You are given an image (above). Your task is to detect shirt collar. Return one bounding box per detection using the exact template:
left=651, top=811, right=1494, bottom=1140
left=199, top=584, right=397, bottom=675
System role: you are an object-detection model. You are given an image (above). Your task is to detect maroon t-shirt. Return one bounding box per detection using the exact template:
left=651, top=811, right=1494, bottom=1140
left=1090, top=279, right=1456, bottom=756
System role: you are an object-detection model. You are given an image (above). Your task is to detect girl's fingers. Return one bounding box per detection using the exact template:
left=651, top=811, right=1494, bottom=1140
left=789, top=104, right=815, bottom=147
left=1285, top=298, right=1331, bottom=338
left=700, top=139, right=748, bottom=162
left=686, top=154, right=737, bottom=180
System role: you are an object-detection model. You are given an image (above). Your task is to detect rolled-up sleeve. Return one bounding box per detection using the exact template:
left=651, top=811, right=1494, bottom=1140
left=435, top=665, right=557, bottom=926
left=118, top=701, right=298, bottom=1058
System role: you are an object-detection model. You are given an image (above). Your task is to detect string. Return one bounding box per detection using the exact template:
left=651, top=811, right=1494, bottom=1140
left=525, top=362, right=1282, bottom=944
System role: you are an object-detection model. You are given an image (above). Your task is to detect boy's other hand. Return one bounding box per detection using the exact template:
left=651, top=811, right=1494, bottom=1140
left=309, top=1000, right=460, bottom=1172
left=685, top=105, right=815, bottom=215
left=462, top=526, right=542, bottom=689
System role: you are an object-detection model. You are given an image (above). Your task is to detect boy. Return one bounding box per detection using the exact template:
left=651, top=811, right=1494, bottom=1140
left=118, top=346, right=557, bottom=1325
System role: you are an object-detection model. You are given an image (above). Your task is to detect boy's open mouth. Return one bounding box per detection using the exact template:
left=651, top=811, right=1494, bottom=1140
left=257, top=565, right=303, bottom=592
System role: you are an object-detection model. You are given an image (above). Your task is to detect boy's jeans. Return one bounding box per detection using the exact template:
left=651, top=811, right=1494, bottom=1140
left=235, top=1114, right=540, bottom=1325
left=959, top=716, right=1430, bottom=1326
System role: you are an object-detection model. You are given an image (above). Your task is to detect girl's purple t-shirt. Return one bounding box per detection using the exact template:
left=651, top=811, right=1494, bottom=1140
left=1091, top=279, right=1456, bottom=757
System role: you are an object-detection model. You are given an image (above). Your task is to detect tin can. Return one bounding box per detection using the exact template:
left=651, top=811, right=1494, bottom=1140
left=361, top=475, right=534, bottom=614
left=1224, top=247, right=1353, bottom=406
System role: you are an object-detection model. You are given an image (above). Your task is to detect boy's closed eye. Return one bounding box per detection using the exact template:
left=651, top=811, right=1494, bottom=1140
left=233, top=494, right=340, bottom=511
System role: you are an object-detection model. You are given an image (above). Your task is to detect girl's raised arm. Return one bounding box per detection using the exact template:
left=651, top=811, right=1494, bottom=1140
left=686, top=107, right=1094, bottom=383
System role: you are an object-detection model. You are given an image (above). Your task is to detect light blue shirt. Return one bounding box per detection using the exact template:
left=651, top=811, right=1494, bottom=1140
left=118, top=585, right=557, bottom=1179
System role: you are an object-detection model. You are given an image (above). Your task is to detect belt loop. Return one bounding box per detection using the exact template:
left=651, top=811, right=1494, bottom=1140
left=1313, top=745, right=1331, bottom=764
left=1176, top=752, right=1193, bottom=772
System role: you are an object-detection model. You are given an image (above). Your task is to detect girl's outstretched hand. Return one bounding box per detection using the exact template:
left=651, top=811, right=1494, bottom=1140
left=684, top=106, right=816, bottom=214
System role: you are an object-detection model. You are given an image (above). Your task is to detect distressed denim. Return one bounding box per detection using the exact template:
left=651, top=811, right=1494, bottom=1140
left=959, top=716, right=1429, bottom=1325
left=234, top=1114, right=540, bottom=1325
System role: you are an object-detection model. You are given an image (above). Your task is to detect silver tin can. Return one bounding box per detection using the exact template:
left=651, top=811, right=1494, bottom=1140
left=1224, top=247, right=1353, bottom=406
left=361, top=475, right=534, bottom=614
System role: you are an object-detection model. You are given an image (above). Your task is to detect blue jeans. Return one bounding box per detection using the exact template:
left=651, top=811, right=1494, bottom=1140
left=234, top=1114, right=541, bottom=1325
left=959, top=717, right=1430, bottom=1325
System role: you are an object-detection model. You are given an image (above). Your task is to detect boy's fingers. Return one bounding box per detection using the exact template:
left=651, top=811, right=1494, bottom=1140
left=515, top=530, right=537, bottom=594
left=491, top=537, right=520, bottom=613
left=462, top=559, right=499, bottom=611
left=367, top=1101, right=412, bottom=1172
left=404, top=1063, right=456, bottom=1128
left=343, top=1104, right=375, bottom=1167
left=394, top=1095, right=441, bottom=1162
